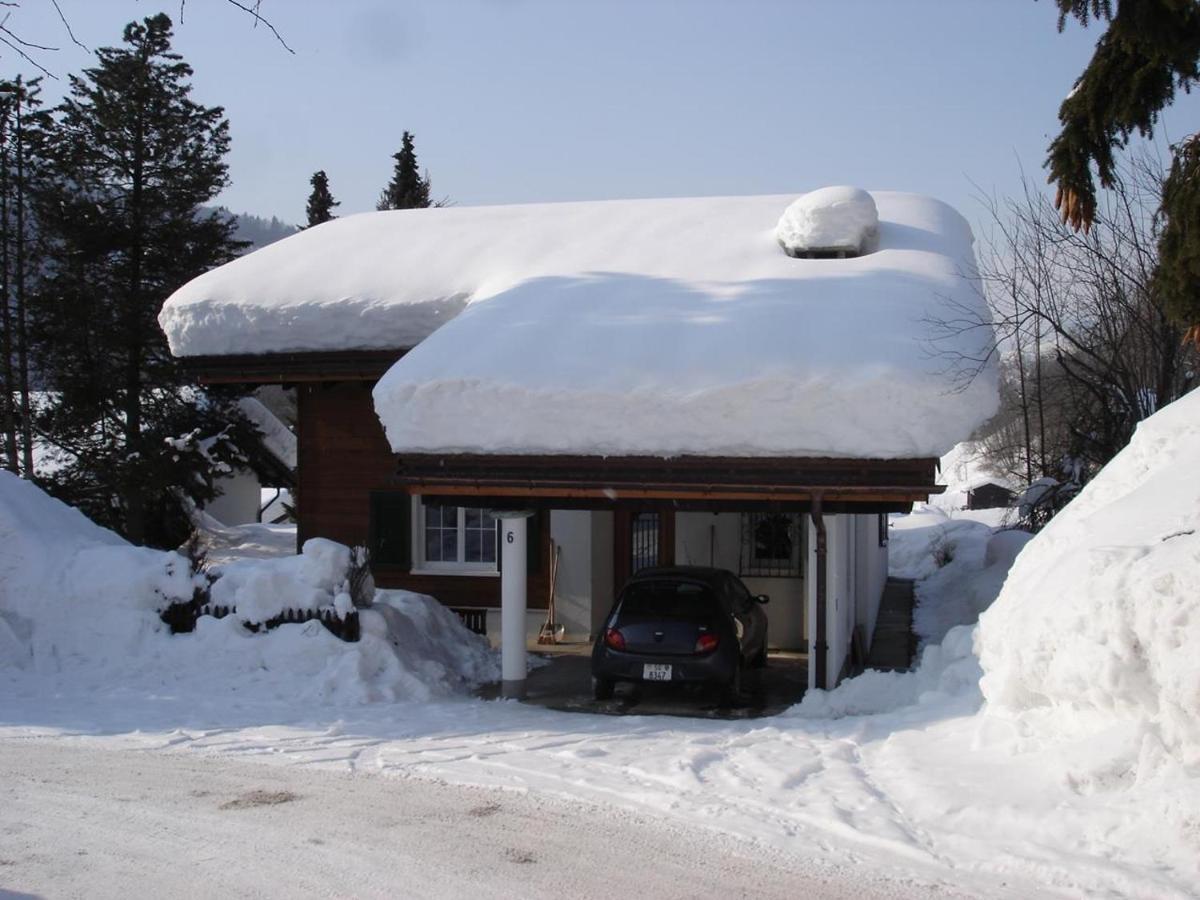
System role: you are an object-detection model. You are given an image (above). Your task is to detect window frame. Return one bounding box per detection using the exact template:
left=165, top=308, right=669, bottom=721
left=411, top=499, right=501, bottom=576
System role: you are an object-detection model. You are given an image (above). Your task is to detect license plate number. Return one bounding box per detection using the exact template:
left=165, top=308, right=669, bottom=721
left=643, top=664, right=672, bottom=681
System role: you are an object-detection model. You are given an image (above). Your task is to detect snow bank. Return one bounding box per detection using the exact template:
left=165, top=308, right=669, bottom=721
left=796, top=526, right=1029, bottom=719
left=0, top=471, right=197, bottom=671
left=914, top=528, right=1032, bottom=648
left=789, top=625, right=983, bottom=719
left=774, top=186, right=878, bottom=255
left=0, top=472, right=498, bottom=702
left=978, top=388, right=1200, bottom=768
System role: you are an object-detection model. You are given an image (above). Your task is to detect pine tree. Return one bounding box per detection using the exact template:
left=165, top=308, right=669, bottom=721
left=304, top=169, right=339, bottom=227
left=0, top=75, right=52, bottom=478
left=33, top=14, right=261, bottom=546
left=1045, top=0, right=1200, bottom=342
left=376, top=131, right=432, bottom=211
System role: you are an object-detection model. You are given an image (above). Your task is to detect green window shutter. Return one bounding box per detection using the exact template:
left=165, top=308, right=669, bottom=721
left=369, top=492, right=412, bottom=569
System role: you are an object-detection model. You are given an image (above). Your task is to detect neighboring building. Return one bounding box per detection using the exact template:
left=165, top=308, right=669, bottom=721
left=159, top=187, right=998, bottom=691
left=965, top=480, right=1016, bottom=511
left=201, top=396, right=297, bottom=527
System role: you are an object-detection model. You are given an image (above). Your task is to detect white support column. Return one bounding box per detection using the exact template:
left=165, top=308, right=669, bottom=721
left=497, top=511, right=532, bottom=699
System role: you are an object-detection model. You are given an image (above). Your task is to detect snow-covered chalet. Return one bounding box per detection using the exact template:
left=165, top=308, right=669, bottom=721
left=158, top=186, right=998, bottom=693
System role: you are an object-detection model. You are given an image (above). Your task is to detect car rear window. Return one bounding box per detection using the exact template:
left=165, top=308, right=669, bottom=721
left=617, top=580, right=720, bottom=623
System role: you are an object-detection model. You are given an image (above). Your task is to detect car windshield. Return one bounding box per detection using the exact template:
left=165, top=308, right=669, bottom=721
left=617, top=580, right=720, bottom=623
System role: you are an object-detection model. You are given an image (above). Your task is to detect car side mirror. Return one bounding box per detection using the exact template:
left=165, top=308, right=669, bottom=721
left=755, top=594, right=770, bottom=605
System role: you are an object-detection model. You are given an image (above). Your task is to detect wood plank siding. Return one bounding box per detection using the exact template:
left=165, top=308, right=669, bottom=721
left=296, top=380, right=548, bottom=609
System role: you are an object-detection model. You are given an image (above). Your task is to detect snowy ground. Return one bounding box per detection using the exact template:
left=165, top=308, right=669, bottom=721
left=0, top=667, right=1191, bottom=899
left=4, top=397, right=1199, bottom=898
left=3, top=741, right=908, bottom=900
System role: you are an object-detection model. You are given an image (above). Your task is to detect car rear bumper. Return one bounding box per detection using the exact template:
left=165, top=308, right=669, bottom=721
left=592, top=648, right=737, bottom=684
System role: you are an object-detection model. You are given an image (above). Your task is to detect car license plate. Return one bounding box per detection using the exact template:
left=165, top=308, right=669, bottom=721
left=643, top=664, right=672, bottom=681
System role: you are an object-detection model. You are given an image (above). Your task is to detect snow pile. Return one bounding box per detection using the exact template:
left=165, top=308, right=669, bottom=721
left=914, top=528, right=1032, bottom=648
left=978, top=388, right=1200, bottom=768
left=212, top=537, right=354, bottom=625
left=774, top=185, right=878, bottom=256
left=789, top=624, right=983, bottom=719
left=0, top=471, right=197, bottom=671
left=886, top=506, right=995, bottom=581
left=0, top=472, right=498, bottom=702
left=796, top=524, right=1029, bottom=719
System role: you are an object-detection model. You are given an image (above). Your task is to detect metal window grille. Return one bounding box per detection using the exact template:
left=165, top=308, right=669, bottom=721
left=630, top=511, right=660, bottom=573
left=739, top=512, right=803, bottom=578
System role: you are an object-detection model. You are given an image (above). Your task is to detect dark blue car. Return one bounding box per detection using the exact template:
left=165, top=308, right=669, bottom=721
left=591, top=566, right=769, bottom=702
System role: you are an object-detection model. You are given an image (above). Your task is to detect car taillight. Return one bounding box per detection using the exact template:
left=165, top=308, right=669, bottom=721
left=605, top=628, right=626, bottom=651
left=695, top=633, right=719, bottom=654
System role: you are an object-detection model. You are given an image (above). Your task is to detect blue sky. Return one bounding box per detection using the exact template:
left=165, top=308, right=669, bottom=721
left=8, top=1, right=1199, bottom=227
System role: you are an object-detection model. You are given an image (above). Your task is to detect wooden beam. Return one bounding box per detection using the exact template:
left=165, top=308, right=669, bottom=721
left=182, top=349, right=407, bottom=385
left=397, top=483, right=942, bottom=502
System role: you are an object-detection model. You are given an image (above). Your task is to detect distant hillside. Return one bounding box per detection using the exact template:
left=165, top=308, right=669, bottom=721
left=206, top=207, right=298, bottom=253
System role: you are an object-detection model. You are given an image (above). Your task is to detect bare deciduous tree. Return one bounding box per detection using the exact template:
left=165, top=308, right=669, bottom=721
left=933, top=153, right=1198, bottom=501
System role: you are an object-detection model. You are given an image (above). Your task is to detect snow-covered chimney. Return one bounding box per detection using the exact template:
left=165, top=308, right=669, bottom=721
left=775, top=186, right=879, bottom=258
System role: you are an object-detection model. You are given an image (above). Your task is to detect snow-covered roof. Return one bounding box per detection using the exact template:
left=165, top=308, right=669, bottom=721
left=237, top=397, right=296, bottom=471
left=160, top=189, right=998, bottom=459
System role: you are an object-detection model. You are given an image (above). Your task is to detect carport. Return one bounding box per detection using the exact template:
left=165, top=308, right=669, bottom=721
left=393, top=453, right=940, bottom=699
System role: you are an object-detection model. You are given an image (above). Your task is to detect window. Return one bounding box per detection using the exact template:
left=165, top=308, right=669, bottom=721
left=739, top=512, right=803, bottom=578
left=878, top=513, right=889, bottom=547
left=417, top=502, right=499, bottom=573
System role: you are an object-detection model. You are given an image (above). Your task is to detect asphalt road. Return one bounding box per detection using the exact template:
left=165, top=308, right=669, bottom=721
left=0, top=740, right=948, bottom=900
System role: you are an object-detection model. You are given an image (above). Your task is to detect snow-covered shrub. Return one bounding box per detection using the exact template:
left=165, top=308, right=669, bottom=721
left=347, top=545, right=375, bottom=609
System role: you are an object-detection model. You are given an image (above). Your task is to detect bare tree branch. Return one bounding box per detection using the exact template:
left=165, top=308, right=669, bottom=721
left=49, top=0, right=88, bottom=52
left=223, top=0, right=294, bottom=53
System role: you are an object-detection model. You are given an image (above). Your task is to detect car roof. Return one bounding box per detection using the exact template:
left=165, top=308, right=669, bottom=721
left=626, top=566, right=733, bottom=589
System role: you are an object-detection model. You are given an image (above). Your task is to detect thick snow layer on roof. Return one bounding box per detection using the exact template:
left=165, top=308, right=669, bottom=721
left=160, top=190, right=997, bottom=458
left=368, top=191, right=996, bottom=458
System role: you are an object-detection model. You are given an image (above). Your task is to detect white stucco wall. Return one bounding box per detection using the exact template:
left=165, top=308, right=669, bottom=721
left=203, top=469, right=262, bottom=526
left=549, top=510, right=594, bottom=640
left=674, top=511, right=807, bottom=650
left=808, top=513, right=891, bottom=689
left=855, top=515, right=889, bottom=651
